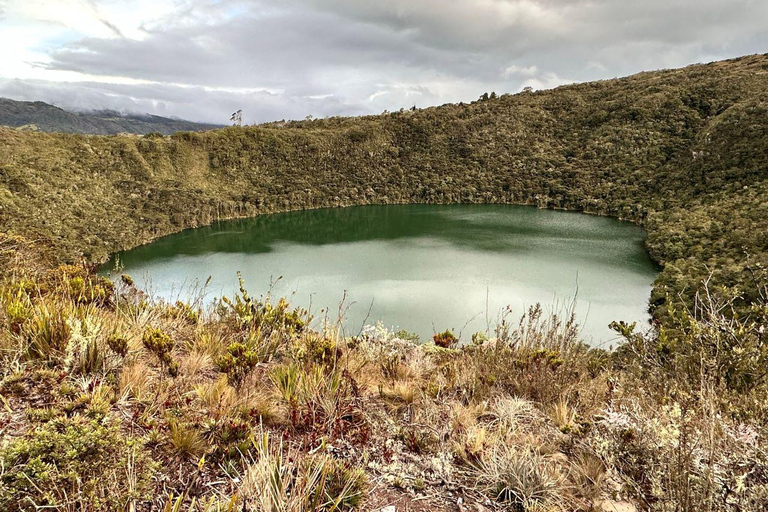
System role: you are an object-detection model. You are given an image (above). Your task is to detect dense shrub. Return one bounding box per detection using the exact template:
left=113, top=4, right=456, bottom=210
left=142, top=326, right=178, bottom=376
left=0, top=415, right=157, bottom=511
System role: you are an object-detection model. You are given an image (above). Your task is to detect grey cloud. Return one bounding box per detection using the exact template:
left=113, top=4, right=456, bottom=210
left=42, top=8, right=457, bottom=87
left=83, top=0, right=125, bottom=37
left=307, top=0, right=766, bottom=50
left=96, top=17, right=124, bottom=38
left=4, top=0, right=768, bottom=123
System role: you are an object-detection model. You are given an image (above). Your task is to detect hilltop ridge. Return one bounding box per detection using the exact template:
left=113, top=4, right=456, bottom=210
left=1, top=53, right=766, bottom=319
left=0, top=97, right=222, bottom=135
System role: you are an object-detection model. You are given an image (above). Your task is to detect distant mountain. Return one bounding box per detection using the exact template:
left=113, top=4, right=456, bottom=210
left=0, top=98, right=223, bottom=135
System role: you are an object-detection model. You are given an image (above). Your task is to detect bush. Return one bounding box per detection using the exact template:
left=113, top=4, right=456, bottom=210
left=107, top=333, right=128, bottom=357
left=0, top=415, right=157, bottom=511
left=215, top=341, right=260, bottom=387
left=296, top=334, right=340, bottom=364
left=613, top=285, right=768, bottom=395
left=220, top=274, right=307, bottom=337
left=433, top=329, right=458, bottom=348
left=143, top=326, right=178, bottom=377
left=165, top=300, right=199, bottom=325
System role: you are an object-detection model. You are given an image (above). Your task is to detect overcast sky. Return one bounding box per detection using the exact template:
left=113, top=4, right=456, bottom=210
left=0, top=0, right=766, bottom=124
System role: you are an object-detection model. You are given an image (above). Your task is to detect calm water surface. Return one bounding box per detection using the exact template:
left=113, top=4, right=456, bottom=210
left=104, top=205, right=659, bottom=345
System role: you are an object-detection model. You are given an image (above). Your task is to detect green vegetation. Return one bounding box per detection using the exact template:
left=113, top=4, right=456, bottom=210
left=0, top=415, right=157, bottom=511
left=0, top=55, right=767, bottom=510
left=1, top=55, right=767, bottom=323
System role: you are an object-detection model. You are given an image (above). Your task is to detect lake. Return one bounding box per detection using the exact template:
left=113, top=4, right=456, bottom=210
left=104, top=204, right=659, bottom=346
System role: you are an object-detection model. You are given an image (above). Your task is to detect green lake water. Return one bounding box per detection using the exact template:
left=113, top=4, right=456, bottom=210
left=104, top=204, right=659, bottom=346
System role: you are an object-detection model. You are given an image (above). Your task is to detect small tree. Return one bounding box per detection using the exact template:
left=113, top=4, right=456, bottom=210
left=142, top=326, right=178, bottom=377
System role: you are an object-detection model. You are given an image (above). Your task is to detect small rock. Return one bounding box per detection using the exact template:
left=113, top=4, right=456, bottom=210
left=381, top=506, right=396, bottom=512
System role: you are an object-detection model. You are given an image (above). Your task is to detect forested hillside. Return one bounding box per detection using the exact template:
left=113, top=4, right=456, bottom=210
left=2, top=54, right=766, bottom=319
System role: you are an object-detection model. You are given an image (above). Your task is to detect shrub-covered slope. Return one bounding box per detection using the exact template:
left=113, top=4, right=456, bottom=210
left=1, top=54, right=767, bottom=318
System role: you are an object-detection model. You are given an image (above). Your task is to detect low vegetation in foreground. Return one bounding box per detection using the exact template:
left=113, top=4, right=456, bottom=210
left=0, top=234, right=767, bottom=511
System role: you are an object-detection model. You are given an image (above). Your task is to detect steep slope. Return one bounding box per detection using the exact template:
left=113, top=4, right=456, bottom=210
left=0, top=98, right=222, bottom=135
left=0, top=54, right=766, bottom=319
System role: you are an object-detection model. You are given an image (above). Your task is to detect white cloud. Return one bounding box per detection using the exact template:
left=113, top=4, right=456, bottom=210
left=0, top=0, right=766, bottom=123
left=503, top=64, right=539, bottom=77
left=368, top=90, right=388, bottom=102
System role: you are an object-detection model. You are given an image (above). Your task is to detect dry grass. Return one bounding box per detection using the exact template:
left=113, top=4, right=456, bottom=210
left=549, top=400, right=577, bottom=432
left=472, top=444, right=569, bottom=510
left=1, top=255, right=767, bottom=511
left=569, top=451, right=607, bottom=503
left=238, top=430, right=367, bottom=511
left=118, top=359, right=154, bottom=402
left=180, top=349, right=213, bottom=377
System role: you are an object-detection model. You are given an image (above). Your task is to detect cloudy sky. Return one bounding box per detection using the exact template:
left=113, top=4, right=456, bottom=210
left=0, top=0, right=766, bottom=124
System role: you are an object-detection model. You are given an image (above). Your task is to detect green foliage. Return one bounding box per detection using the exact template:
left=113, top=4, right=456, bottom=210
left=471, top=331, right=489, bottom=345
left=394, top=329, right=420, bottom=343
left=204, top=419, right=252, bottom=462
left=215, top=340, right=260, bottom=387
left=22, top=305, right=70, bottom=360
left=272, top=362, right=303, bottom=427
left=4, top=290, right=31, bottom=334
left=313, top=457, right=368, bottom=511
left=107, top=333, right=128, bottom=357
left=0, top=415, right=157, bottom=511
left=296, top=334, right=340, bottom=364
left=142, top=326, right=178, bottom=377
left=167, top=420, right=207, bottom=459
left=221, top=274, right=307, bottom=337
